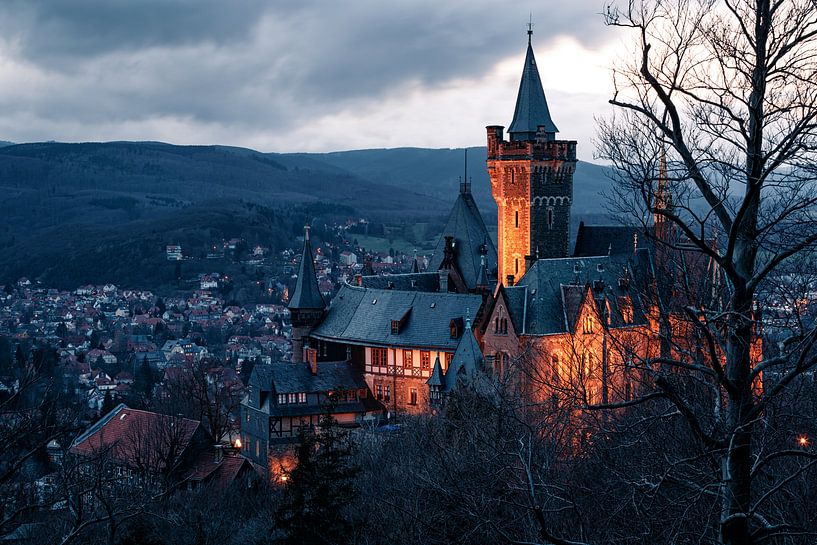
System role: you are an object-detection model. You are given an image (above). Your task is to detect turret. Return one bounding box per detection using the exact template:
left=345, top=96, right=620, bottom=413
left=288, top=225, right=326, bottom=363
left=487, top=27, right=577, bottom=284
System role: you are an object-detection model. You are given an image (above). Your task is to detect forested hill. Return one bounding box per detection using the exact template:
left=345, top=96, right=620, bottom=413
left=0, top=141, right=613, bottom=288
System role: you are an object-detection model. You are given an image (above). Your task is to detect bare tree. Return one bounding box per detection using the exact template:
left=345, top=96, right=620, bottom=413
left=596, top=0, right=817, bottom=543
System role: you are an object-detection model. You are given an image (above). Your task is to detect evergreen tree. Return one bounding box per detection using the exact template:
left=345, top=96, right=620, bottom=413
left=56, top=321, right=68, bottom=338
left=101, top=390, right=117, bottom=415
left=14, top=344, right=26, bottom=369
left=134, top=356, right=156, bottom=400
left=275, top=417, right=360, bottom=545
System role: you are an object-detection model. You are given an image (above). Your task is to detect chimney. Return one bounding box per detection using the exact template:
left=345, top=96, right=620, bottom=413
left=305, top=345, right=318, bottom=375
left=506, top=275, right=515, bottom=287
left=439, top=270, right=449, bottom=292
left=486, top=125, right=504, bottom=158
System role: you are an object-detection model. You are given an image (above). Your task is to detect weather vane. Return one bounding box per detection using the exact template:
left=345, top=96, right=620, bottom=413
left=527, top=13, right=534, bottom=41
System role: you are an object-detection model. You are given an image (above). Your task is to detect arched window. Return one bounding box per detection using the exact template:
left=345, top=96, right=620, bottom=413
left=551, top=354, right=559, bottom=383
left=547, top=207, right=554, bottom=230
left=582, top=314, right=594, bottom=334
left=515, top=210, right=519, bottom=228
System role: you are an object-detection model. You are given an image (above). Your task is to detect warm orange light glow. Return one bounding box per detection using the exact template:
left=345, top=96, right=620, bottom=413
left=799, top=435, right=809, bottom=447
left=234, top=438, right=242, bottom=449
left=280, top=474, right=289, bottom=482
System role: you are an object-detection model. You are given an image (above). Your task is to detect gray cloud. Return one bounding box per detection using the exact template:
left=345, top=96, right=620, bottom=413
left=0, top=0, right=616, bottom=155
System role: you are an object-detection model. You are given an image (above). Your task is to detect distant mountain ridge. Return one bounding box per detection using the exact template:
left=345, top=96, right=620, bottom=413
left=0, top=140, right=614, bottom=287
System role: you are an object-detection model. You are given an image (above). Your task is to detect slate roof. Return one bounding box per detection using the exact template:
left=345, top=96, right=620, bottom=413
left=573, top=222, right=650, bottom=258
left=311, top=284, right=484, bottom=350
left=443, top=321, right=484, bottom=392
left=288, top=229, right=325, bottom=310
left=503, top=256, right=649, bottom=335
left=360, top=272, right=439, bottom=292
left=508, top=37, right=559, bottom=140
left=249, top=361, right=367, bottom=395
left=427, top=190, right=498, bottom=291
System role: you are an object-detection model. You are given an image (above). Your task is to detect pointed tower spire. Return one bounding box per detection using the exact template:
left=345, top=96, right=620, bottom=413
left=508, top=26, right=558, bottom=142
left=288, top=225, right=325, bottom=311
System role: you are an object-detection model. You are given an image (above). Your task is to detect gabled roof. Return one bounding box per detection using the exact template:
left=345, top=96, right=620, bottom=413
left=288, top=228, right=325, bottom=311
left=443, top=320, right=484, bottom=392
left=508, top=36, right=558, bottom=140
left=502, top=256, right=651, bottom=335
left=71, top=404, right=204, bottom=470
left=427, top=191, right=497, bottom=291
left=311, top=284, right=483, bottom=350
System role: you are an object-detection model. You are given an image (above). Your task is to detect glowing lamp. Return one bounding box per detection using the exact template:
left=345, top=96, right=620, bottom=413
left=799, top=435, right=809, bottom=447
left=234, top=438, right=242, bottom=449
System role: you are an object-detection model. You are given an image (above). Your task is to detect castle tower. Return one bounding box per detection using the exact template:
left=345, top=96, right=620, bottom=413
left=487, top=28, right=577, bottom=285
left=288, top=225, right=325, bottom=363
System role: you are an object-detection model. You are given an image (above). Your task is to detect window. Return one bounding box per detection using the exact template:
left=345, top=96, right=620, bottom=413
left=420, top=351, right=431, bottom=369
left=376, top=384, right=383, bottom=400
left=445, top=352, right=454, bottom=369
left=515, top=210, right=519, bottom=228
left=372, top=347, right=388, bottom=367
left=298, top=392, right=306, bottom=404
left=403, top=350, right=413, bottom=368
left=277, top=394, right=287, bottom=405
left=494, top=317, right=499, bottom=333
left=515, top=258, right=519, bottom=275
left=246, top=411, right=251, bottom=422
left=384, top=385, right=391, bottom=402
left=551, top=354, right=560, bottom=383
left=391, top=320, right=400, bottom=334
left=620, top=297, right=633, bottom=324
left=409, top=388, right=418, bottom=405
left=288, top=393, right=297, bottom=404
left=583, top=314, right=594, bottom=334
left=547, top=207, right=554, bottom=230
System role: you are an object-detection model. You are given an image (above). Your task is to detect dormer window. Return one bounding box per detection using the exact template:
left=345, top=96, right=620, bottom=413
left=391, top=320, right=400, bottom=334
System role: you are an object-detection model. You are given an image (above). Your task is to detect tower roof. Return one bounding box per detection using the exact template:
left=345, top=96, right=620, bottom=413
left=427, top=355, right=444, bottom=387
left=443, top=317, right=484, bottom=392
left=288, top=226, right=326, bottom=310
left=508, top=35, right=558, bottom=140
left=428, top=191, right=498, bottom=291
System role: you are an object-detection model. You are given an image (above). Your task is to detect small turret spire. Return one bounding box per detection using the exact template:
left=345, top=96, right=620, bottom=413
left=288, top=224, right=325, bottom=310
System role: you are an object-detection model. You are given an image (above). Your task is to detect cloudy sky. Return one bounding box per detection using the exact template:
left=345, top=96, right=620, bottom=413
left=0, top=0, right=628, bottom=161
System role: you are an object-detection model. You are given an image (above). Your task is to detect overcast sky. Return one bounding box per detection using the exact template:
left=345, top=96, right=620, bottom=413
left=0, top=0, right=627, bottom=161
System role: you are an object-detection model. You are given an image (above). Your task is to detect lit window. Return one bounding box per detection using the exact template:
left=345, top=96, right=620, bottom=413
left=298, top=392, right=306, bottom=404
left=583, top=315, right=594, bottom=334
left=376, top=384, right=383, bottom=400
left=277, top=394, right=287, bottom=405
left=420, top=351, right=431, bottom=369
left=384, top=385, right=391, bottom=402
left=403, top=350, right=413, bottom=368
left=445, top=352, right=453, bottom=369
left=372, top=348, right=387, bottom=367
left=409, top=388, right=418, bottom=405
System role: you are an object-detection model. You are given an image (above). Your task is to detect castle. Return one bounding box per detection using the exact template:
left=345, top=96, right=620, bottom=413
left=240, top=29, right=720, bottom=472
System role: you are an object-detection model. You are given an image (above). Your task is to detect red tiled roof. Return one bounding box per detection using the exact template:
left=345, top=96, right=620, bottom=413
left=186, top=452, right=254, bottom=490
left=71, top=406, right=202, bottom=470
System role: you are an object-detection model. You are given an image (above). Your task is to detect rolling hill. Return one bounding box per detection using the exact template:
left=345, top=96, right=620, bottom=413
left=0, top=141, right=614, bottom=288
